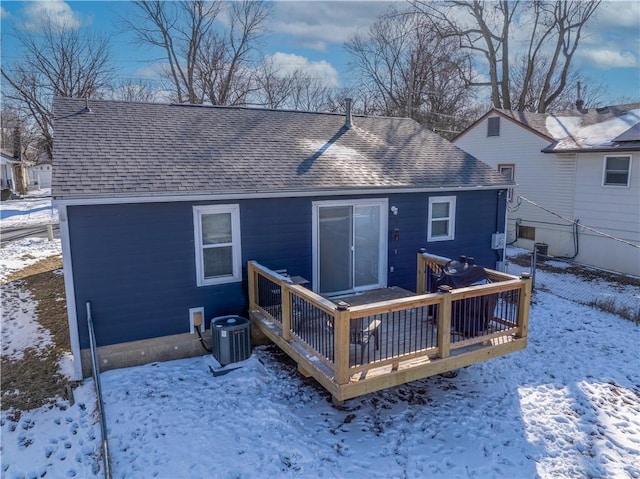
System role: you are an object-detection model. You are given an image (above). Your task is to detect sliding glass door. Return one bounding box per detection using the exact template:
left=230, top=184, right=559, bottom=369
left=313, top=199, right=387, bottom=295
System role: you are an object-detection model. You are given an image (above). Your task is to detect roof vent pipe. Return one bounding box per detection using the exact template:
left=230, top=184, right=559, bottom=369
left=84, top=96, right=91, bottom=113
left=575, top=81, right=584, bottom=111
left=344, top=98, right=353, bottom=129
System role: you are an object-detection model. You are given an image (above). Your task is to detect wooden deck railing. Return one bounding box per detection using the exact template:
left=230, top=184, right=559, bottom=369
left=248, top=251, right=531, bottom=402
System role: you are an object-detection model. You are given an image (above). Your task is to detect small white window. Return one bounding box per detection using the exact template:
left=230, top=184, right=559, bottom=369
left=193, top=204, right=242, bottom=286
left=428, top=196, right=456, bottom=242
left=603, top=155, right=631, bottom=186
left=498, top=164, right=515, bottom=201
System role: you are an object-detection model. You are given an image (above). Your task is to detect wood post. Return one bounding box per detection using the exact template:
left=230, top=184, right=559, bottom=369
left=416, top=249, right=426, bottom=294
left=333, top=303, right=350, bottom=385
left=437, top=286, right=452, bottom=359
left=247, top=261, right=257, bottom=311
left=516, top=273, right=532, bottom=338
left=281, top=280, right=292, bottom=341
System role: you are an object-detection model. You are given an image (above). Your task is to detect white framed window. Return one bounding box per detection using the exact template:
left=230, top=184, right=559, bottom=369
left=193, top=204, right=242, bottom=286
left=498, top=163, right=515, bottom=201
left=602, top=155, right=631, bottom=187
left=428, top=196, right=456, bottom=242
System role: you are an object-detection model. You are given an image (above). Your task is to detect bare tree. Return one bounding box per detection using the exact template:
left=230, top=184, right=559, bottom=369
left=252, top=56, right=339, bottom=112
left=345, top=6, right=478, bottom=136
left=411, top=0, right=600, bottom=112
left=107, top=78, right=160, bottom=103
left=1, top=16, right=113, bottom=160
left=198, top=1, right=269, bottom=106
left=126, top=0, right=220, bottom=104
left=252, top=57, right=296, bottom=109
left=510, top=57, right=607, bottom=111
left=127, top=0, right=269, bottom=106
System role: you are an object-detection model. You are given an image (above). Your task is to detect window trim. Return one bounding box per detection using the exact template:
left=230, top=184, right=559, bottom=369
left=193, top=204, right=242, bottom=287
left=517, top=224, right=536, bottom=241
left=602, top=155, right=632, bottom=187
left=428, top=196, right=456, bottom=242
left=311, top=198, right=388, bottom=295
left=498, top=163, right=515, bottom=201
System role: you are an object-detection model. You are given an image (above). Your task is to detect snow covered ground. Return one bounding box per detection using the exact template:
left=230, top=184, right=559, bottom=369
left=1, top=199, right=639, bottom=479
left=0, top=189, right=58, bottom=228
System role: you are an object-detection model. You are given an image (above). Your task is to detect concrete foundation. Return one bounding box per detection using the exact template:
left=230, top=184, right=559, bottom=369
left=80, top=332, right=210, bottom=378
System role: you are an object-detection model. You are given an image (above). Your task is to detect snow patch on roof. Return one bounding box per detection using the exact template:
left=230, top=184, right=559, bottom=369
left=546, top=109, right=640, bottom=150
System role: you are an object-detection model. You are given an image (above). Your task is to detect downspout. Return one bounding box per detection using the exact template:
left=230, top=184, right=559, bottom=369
left=495, top=190, right=508, bottom=270
left=57, top=203, right=83, bottom=380
left=502, top=191, right=509, bottom=270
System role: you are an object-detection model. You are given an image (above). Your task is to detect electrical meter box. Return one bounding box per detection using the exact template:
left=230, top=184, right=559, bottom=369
left=491, top=233, right=505, bottom=250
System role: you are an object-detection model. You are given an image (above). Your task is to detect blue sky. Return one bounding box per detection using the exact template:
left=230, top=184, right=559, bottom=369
left=1, top=0, right=639, bottom=105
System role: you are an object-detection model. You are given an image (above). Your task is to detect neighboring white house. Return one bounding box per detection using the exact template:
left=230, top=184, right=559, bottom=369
left=27, top=151, right=52, bottom=190
left=1, top=151, right=19, bottom=192
left=454, top=103, right=640, bottom=276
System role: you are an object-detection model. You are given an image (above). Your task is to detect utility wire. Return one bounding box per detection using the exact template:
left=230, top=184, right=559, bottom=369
left=517, top=195, right=640, bottom=249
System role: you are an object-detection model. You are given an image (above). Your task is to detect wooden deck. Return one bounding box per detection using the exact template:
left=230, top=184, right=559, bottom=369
left=248, top=252, right=531, bottom=404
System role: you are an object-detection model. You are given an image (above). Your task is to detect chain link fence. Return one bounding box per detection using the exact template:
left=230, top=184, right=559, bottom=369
left=504, top=248, right=640, bottom=324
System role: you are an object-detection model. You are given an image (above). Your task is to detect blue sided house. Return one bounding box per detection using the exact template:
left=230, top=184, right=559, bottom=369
left=53, top=97, right=515, bottom=382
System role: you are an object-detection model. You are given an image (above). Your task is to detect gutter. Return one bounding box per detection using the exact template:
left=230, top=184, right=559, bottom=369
left=541, top=144, right=640, bottom=154
left=52, top=183, right=514, bottom=207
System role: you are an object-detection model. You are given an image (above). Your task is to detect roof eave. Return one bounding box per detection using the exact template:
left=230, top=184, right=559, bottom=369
left=52, top=183, right=513, bottom=206
left=542, top=143, right=640, bottom=154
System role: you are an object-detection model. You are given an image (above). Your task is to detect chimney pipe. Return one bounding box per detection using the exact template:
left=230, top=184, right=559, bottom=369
left=13, top=126, right=21, bottom=159
left=575, top=81, right=584, bottom=111
left=344, top=98, right=353, bottom=129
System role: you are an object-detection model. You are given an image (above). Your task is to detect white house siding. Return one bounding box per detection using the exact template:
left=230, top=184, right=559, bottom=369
left=454, top=116, right=577, bottom=256
left=573, top=151, right=640, bottom=276
left=28, top=164, right=52, bottom=189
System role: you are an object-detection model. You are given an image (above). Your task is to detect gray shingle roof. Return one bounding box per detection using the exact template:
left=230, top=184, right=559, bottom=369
left=614, top=122, right=640, bottom=143
left=52, top=98, right=511, bottom=199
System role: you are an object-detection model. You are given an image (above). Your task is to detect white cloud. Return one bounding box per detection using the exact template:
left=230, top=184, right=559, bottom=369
left=578, top=48, right=639, bottom=70
left=592, top=1, right=640, bottom=31
left=267, top=52, right=339, bottom=87
left=20, top=0, right=84, bottom=32
left=133, top=62, right=169, bottom=80
left=1, top=6, right=9, bottom=19
left=270, top=1, right=393, bottom=51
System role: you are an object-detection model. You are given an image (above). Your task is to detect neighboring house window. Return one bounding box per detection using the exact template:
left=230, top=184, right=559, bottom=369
left=193, top=204, right=242, bottom=286
left=498, top=164, right=515, bottom=201
left=487, top=117, right=500, bottom=137
left=428, top=196, right=456, bottom=241
left=603, top=155, right=631, bottom=186
left=517, top=225, right=535, bottom=241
